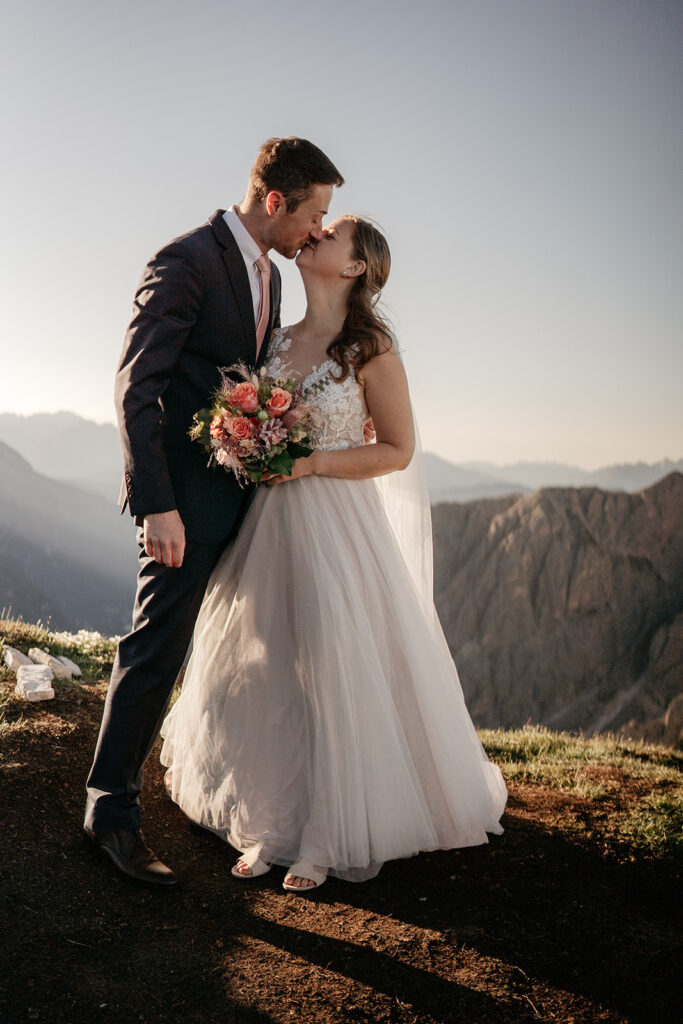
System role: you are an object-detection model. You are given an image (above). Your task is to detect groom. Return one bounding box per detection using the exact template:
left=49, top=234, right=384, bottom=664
left=84, top=137, right=344, bottom=886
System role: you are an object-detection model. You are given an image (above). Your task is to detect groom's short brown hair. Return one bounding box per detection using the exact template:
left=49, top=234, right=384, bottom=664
left=248, top=137, right=344, bottom=212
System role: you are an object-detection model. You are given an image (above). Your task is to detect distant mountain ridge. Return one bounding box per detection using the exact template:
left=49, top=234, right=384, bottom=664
left=425, top=453, right=683, bottom=503
left=0, top=412, right=122, bottom=502
left=461, top=457, right=683, bottom=492
left=423, top=454, right=529, bottom=502
left=0, top=441, right=135, bottom=633
left=1, top=411, right=679, bottom=504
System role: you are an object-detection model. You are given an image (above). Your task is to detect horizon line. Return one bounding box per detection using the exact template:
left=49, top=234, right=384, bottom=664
left=0, top=409, right=680, bottom=475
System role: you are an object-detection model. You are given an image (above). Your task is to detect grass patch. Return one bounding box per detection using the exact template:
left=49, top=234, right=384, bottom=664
left=0, top=679, right=26, bottom=733
left=0, top=616, right=118, bottom=682
left=619, top=791, right=683, bottom=859
left=0, top=686, right=13, bottom=719
left=480, top=723, right=682, bottom=779
left=480, top=724, right=683, bottom=861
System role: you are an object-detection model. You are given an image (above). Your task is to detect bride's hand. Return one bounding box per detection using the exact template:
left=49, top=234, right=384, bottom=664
left=266, top=453, right=318, bottom=486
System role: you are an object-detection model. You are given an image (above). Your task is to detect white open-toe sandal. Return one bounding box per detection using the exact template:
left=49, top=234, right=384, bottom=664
left=283, top=857, right=327, bottom=893
left=231, top=850, right=271, bottom=879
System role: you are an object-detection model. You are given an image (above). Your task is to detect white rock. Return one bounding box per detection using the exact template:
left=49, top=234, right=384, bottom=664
left=19, top=684, right=55, bottom=702
left=28, top=648, right=74, bottom=679
left=3, top=646, right=33, bottom=671
left=18, top=664, right=53, bottom=685
left=16, top=664, right=55, bottom=701
left=57, top=654, right=83, bottom=678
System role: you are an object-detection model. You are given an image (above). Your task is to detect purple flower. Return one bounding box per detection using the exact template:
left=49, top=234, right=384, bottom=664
left=259, top=418, right=288, bottom=449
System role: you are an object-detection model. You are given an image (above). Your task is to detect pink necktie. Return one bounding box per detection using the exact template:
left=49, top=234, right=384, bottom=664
left=255, top=254, right=271, bottom=358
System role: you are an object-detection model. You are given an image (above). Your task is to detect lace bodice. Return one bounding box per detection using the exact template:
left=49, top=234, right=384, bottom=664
left=264, top=327, right=368, bottom=452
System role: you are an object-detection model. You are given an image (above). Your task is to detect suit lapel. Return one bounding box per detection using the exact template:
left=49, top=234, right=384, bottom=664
left=208, top=210, right=257, bottom=363
left=268, top=264, right=280, bottom=335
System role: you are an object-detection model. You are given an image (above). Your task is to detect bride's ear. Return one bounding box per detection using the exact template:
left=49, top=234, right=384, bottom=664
left=341, top=259, right=366, bottom=279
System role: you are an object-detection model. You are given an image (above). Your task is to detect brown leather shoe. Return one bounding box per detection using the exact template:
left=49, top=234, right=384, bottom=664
left=83, top=827, right=178, bottom=887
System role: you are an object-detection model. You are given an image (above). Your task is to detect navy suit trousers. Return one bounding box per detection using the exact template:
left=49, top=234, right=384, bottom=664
left=84, top=529, right=228, bottom=832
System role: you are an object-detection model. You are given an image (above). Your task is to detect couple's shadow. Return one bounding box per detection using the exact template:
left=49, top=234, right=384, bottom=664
left=185, top=817, right=506, bottom=1023
left=182, top=800, right=677, bottom=1024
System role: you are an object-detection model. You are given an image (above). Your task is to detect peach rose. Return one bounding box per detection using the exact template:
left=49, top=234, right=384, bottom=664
left=225, top=416, right=255, bottom=441
left=265, top=387, right=293, bottom=417
left=209, top=414, right=224, bottom=438
left=228, top=381, right=260, bottom=414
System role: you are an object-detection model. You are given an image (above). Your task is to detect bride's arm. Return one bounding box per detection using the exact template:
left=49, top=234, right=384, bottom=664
left=270, top=346, right=415, bottom=483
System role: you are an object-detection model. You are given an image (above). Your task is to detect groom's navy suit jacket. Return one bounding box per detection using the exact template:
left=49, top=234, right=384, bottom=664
left=115, top=210, right=281, bottom=543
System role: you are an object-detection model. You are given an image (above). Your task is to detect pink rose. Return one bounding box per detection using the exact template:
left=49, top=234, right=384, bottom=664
left=282, top=406, right=305, bottom=429
left=225, top=416, right=255, bottom=440
left=228, top=381, right=260, bottom=414
left=265, top=387, right=293, bottom=418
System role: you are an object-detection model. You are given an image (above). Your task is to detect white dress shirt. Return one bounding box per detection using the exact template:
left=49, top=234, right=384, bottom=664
left=223, top=206, right=268, bottom=324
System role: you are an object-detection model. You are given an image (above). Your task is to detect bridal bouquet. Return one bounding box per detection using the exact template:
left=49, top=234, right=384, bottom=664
left=189, top=364, right=319, bottom=486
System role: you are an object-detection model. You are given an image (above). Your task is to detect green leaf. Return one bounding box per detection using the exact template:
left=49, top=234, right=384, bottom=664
left=288, top=442, right=313, bottom=459
left=268, top=451, right=294, bottom=476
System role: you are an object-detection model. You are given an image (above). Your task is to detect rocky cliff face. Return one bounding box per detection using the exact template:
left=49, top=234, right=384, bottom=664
left=432, top=472, right=683, bottom=738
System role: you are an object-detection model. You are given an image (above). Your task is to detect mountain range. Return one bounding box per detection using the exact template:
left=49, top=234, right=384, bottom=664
left=432, top=472, right=683, bottom=737
left=0, top=412, right=123, bottom=502
left=0, top=414, right=680, bottom=740
left=424, top=452, right=683, bottom=503
left=0, top=412, right=680, bottom=504
left=0, top=441, right=135, bottom=634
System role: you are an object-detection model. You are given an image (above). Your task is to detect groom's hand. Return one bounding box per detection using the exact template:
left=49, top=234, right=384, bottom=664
left=143, top=510, right=186, bottom=568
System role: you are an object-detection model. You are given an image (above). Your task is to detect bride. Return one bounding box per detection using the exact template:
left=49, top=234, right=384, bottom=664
left=159, top=215, right=507, bottom=891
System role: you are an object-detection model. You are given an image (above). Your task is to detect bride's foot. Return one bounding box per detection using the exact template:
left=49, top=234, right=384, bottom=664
left=231, top=854, right=271, bottom=879
left=284, top=874, right=316, bottom=889
left=283, top=858, right=327, bottom=893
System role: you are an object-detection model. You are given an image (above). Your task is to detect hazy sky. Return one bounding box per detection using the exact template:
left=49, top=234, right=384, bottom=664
left=1, top=0, right=681, bottom=468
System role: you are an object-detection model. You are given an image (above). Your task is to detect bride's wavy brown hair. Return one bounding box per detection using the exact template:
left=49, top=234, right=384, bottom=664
left=327, top=217, right=394, bottom=381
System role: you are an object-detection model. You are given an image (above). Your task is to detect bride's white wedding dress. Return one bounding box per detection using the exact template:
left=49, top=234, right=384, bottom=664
left=159, top=328, right=507, bottom=881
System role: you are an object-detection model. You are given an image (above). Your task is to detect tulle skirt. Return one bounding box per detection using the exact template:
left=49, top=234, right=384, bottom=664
left=159, top=475, right=507, bottom=881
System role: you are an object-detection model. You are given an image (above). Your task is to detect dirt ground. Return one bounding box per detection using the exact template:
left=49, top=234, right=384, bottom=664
left=0, top=684, right=679, bottom=1024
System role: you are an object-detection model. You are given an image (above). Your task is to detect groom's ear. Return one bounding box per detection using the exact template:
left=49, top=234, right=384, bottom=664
left=265, top=191, right=286, bottom=217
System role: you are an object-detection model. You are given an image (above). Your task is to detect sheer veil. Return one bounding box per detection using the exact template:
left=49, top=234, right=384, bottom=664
left=374, top=397, right=434, bottom=614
